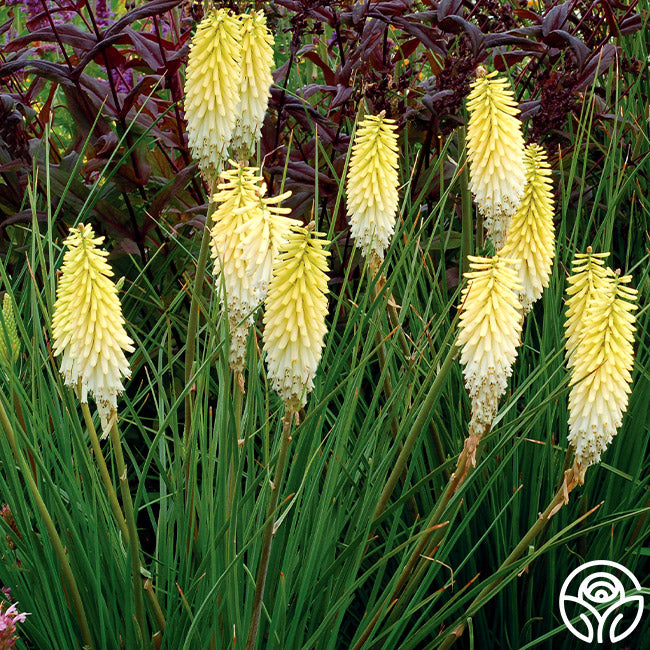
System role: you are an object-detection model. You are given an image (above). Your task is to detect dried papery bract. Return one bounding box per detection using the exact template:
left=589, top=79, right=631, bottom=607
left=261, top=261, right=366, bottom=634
left=346, top=113, right=399, bottom=270
left=210, top=163, right=266, bottom=374
left=231, top=11, right=274, bottom=162
left=185, top=9, right=242, bottom=180
left=263, top=225, right=330, bottom=412
left=456, top=255, right=523, bottom=464
left=51, top=224, right=135, bottom=434
left=564, top=248, right=610, bottom=368
left=501, top=143, right=555, bottom=313
left=466, top=69, right=526, bottom=250
left=567, top=270, right=638, bottom=483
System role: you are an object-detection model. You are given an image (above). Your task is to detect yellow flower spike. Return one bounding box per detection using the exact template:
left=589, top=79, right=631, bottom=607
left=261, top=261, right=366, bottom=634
left=231, top=11, right=275, bottom=161
left=500, top=143, right=555, bottom=313
left=466, top=69, right=526, bottom=250
left=237, top=190, right=301, bottom=302
left=0, top=294, right=20, bottom=365
left=564, top=248, right=611, bottom=368
left=52, top=224, right=135, bottom=433
left=185, top=9, right=242, bottom=180
left=567, top=272, right=638, bottom=482
left=210, top=163, right=266, bottom=373
left=456, top=255, right=523, bottom=460
left=263, top=225, right=330, bottom=412
left=346, top=113, right=400, bottom=265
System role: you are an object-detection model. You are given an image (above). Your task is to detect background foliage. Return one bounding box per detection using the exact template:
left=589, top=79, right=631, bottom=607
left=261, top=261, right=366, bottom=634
left=0, top=1, right=649, bottom=648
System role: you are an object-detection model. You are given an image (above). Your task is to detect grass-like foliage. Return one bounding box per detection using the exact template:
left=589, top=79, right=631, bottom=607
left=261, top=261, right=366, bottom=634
left=0, top=2, right=649, bottom=649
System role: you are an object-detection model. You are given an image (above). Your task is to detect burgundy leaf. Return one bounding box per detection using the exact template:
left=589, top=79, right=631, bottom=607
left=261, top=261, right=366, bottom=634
left=6, top=25, right=97, bottom=53
left=0, top=59, right=76, bottom=88
left=391, top=17, right=445, bottom=57
left=575, top=44, right=618, bottom=91
left=619, top=15, right=642, bottom=35
left=300, top=50, right=336, bottom=86
left=518, top=100, right=541, bottom=121
left=543, top=30, right=590, bottom=66
left=438, top=16, right=484, bottom=55
left=104, top=0, right=185, bottom=39
left=541, top=1, right=570, bottom=37
left=437, top=0, right=463, bottom=21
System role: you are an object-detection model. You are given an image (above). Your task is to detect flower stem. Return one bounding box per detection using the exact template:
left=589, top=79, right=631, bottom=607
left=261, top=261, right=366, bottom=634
left=108, top=419, right=147, bottom=643
left=184, top=187, right=217, bottom=437
left=372, top=338, right=457, bottom=523
left=353, top=444, right=474, bottom=649
left=80, top=399, right=129, bottom=542
left=459, top=127, right=473, bottom=276
left=0, top=400, right=95, bottom=650
left=81, top=399, right=167, bottom=636
left=245, top=408, right=294, bottom=650
left=437, top=477, right=574, bottom=650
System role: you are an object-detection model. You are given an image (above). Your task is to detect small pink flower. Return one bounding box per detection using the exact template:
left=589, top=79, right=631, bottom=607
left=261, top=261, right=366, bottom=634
left=0, top=601, right=29, bottom=649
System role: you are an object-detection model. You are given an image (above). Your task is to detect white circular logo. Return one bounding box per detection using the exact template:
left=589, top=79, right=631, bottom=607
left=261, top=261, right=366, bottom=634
left=559, top=560, right=644, bottom=643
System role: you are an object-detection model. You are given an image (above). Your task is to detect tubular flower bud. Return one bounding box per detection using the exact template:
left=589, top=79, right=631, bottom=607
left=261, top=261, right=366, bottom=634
left=457, top=255, right=523, bottom=457
left=564, top=249, right=610, bottom=368
left=466, top=70, right=526, bottom=250
left=0, top=294, right=20, bottom=365
left=237, top=191, right=300, bottom=302
left=346, top=113, right=400, bottom=265
left=500, top=143, right=555, bottom=313
left=263, top=226, right=330, bottom=411
left=52, top=224, right=135, bottom=432
left=567, top=273, right=638, bottom=481
left=185, top=9, right=242, bottom=180
left=210, top=164, right=265, bottom=372
left=231, top=11, right=274, bottom=161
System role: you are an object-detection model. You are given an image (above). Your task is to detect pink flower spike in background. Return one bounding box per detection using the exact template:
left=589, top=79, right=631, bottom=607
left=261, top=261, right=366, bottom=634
left=0, top=601, right=29, bottom=649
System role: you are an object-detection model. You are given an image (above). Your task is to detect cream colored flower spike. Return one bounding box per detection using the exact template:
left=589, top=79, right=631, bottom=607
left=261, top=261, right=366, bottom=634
left=52, top=224, right=135, bottom=432
left=567, top=272, right=637, bottom=482
left=564, top=248, right=610, bottom=368
left=466, top=70, right=526, bottom=250
left=237, top=191, right=300, bottom=302
left=263, top=225, right=330, bottom=411
left=231, top=11, right=275, bottom=161
left=346, top=113, right=399, bottom=264
left=500, top=143, right=555, bottom=313
left=210, top=164, right=265, bottom=373
left=457, top=255, right=523, bottom=446
left=185, top=9, right=242, bottom=180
